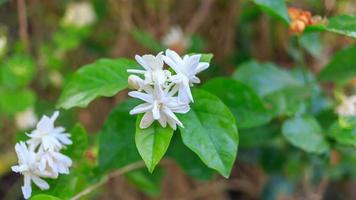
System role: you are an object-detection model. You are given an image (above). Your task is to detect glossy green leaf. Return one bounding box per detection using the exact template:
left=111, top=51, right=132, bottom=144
left=178, top=89, right=239, bottom=178
left=282, top=116, right=329, bottom=154
left=135, top=115, right=174, bottom=173
left=233, top=60, right=301, bottom=97
left=57, top=58, right=140, bottom=109
left=0, top=89, right=36, bottom=114
left=203, top=77, right=271, bottom=128
left=98, top=99, right=141, bottom=172
left=63, top=123, right=88, bottom=160
left=318, top=45, right=356, bottom=83
left=252, top=0, right=290, bottom=24
left=31, top=194, right=60, bottom=200
left=326, top=15, right=356, bottom=38
left=168, top=132, right=215, bottom=180
left=0, top=54, right=35, bottom=89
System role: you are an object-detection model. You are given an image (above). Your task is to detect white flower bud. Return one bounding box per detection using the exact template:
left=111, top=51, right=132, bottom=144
left=128, top=75, right=144, bottom=90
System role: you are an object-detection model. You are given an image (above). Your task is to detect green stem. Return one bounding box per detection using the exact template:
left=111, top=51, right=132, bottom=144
left=70, top=161, right=145, bottom=200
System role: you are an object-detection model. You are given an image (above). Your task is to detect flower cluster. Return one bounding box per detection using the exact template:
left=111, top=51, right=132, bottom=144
left=127, top=49, right=209, bottom=130
left=11, top=111, right=72, bottom=199
left=162, top=26, right=189, bottom=54
left=61, top=2, right=97, bottom=28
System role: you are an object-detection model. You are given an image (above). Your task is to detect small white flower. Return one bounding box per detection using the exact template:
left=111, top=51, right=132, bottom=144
left=62, top=2, right=96, bottom=27
left=27, top=111, right=72, bottom=152
left=162, top=26, right=189, bottom=51
left=15, top=108, right=38, bottom=131
left=163, top=49, right=209, bottom=102
left=38, top=150, right=72, bottom=178
left=127, top=53, right=170, bottom=86
left=337, top=95, right=356, bottom=116
left=11, top=142, right=51, bottom=199
left=129, top=84, right=190, bottom=130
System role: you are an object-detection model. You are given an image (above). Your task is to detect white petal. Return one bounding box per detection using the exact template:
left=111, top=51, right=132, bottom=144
left=152, top=102, right=161, bottom=120
left=22, top=175, right=32, bottom=199
left=140, top=112, right=154, bottom=129
left=162, top=107, right=183, bottom=128
left=196, top=62, right=209, bottom=73
left=128, top=91, right=153, bottom=103
left=135, top=55, right=150, bottom=70
left=32, top=176, right=50, bottom=190
left=129, top=103, right=153, bottom=115
left=127, top=69, right=146, bottom=74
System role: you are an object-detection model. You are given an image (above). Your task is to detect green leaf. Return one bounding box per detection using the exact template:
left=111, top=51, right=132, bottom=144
left=178, top=89, right=239, bottom=178
left=31, top=194, right=60, bottom=200
left=299, top=33, right=322, bottom=58
left=233, top=60, right=301, bottom=97
left=318, top=45, right=356, bottom=83
left=252, top=0, right=290, bottom=24
left=203, top=77, right=271, bottom=128
left=326, top=15, right=356, bottom=38
left=200, top=53, right=213, bottom=63
left=282, top=116, right=329, bottom=154
left=328, top=121, right=356, bottom=148
left=57, top=58, right=140, bottom=109
left=98, top=99, right=141, bottom=172
left=131, top=29, right=164, bottom=53
left=125, top=168, right=164, bottom=196
left=263, top=85, right=311, bottom=117
left=239, top=123, right=279, bottom=148
left=168, top=132, right=215, bottom=180
left=0, top=89, right=36, bottom=114
left=135, top=115, right=174, bottom=173
left=63, top=123, right=88, bottom=160
left=0, top=54, right=35, bottom=89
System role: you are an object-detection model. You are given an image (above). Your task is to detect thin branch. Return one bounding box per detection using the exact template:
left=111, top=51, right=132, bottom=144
left=70, top=161, right=145, bottom=200
left=184, top=0, right=214, bottom=36
left=17, top=0, right=30, bottom=52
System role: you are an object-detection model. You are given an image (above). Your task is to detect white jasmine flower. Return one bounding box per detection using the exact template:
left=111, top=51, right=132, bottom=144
left=62, top=2, right=96, bottom=27
left=11, top=142, right=51, bottom=199
left=38, top=150, right=72, bottom=178
left=337, top=95, right=356, bottom=116
left=162, top=26, right=189, bottom=52
left=163, top=49, right=209, bottom=102
left=129, top=84, right=190, bottom=130
left=15, top=108, right=38, bottom=131
left=27, top=111, right=72, bottom=152
left=128, top=53, right=170, bottom=86
left=0, top=35, right=7, bottom=56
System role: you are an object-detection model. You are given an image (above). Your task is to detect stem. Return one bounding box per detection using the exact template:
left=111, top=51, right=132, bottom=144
left=185, top=0, right=214, bottom=36
left=17, top=0, right=30, bottom=52
left=70, top=161, right=145, bottom=200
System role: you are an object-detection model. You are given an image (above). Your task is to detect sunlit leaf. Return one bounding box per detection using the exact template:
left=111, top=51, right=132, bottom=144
left=135, top=115, right=174, bottom=173
left=178, top=89, right=238, bottom=178
left=57, top=58, right=140, bottom=109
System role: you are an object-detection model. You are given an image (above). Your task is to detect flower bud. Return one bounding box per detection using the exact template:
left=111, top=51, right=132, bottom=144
left=128, top=75, right=144, bottom=90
